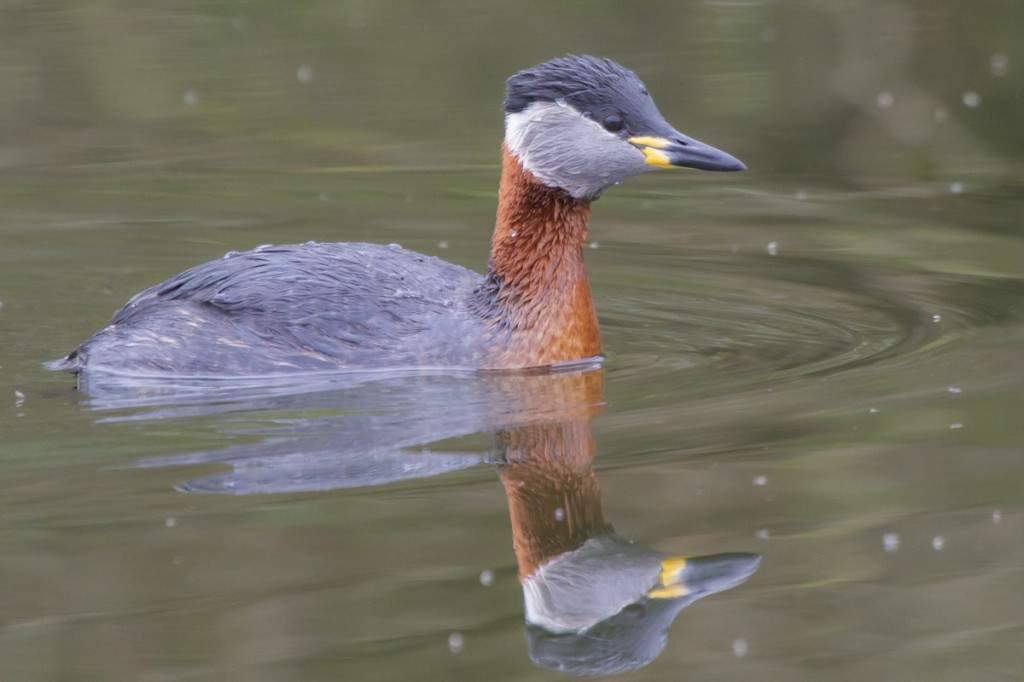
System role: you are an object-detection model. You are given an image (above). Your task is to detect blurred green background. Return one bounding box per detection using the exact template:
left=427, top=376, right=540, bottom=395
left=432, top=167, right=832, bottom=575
left=2, top=0, right=1020, bottom=183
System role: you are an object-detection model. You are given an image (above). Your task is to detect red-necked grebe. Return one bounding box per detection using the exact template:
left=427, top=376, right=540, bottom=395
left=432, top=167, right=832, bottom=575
left=51, top=55, right=744, bottom=376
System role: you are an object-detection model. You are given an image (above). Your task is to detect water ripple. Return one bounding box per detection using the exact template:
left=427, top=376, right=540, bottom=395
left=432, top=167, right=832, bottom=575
left=599, top=249, right=1024, bottom=392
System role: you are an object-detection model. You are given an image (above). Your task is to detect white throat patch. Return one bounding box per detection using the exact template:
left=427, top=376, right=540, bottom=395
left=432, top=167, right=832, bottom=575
left=504, top=101, right=648, bottom=199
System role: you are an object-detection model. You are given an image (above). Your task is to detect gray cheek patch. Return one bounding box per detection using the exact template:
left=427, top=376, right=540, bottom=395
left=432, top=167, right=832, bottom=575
left=504, top=102, right=649, bottom=199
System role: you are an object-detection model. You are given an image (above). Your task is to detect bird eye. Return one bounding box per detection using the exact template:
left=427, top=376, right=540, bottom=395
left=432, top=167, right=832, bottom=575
left=602, top=114, right=624, bottom=132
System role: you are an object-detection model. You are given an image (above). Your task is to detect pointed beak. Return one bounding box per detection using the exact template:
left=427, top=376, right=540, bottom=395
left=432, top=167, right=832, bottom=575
left=628, top=132, right=745, bottom=172
left=647, top=552, right=761, bottom=600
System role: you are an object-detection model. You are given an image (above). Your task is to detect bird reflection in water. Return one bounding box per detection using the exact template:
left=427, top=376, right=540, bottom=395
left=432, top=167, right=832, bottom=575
left=115, top=367, right=759, bottom=675
left=494, top=370, right=759, bottom=675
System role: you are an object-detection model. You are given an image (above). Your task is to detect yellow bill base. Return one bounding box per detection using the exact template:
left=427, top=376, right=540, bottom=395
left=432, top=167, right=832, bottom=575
left=627, top=135, right=671, bottom=149
left=627, top=136, right=675, bottom=168
left=648, top=556, right=691, bottom=599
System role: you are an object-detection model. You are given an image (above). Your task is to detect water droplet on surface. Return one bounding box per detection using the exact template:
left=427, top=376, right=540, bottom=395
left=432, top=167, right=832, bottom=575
left=14, top=390, right=25, bottom=407
left=992, top=509, right=1002, bottom=524
left=755, top=529, right=770, bottom=540
left=931, top=314, right=942, bottom=323
left=989, top=53, right=1009, bottom=77
left=932, top=535, right=945, bottom=551
left=766, top=241, right=779, bottom=256
left=947, top=386, right=962, bottom=394
left=869, top=407, right=879, bottom=414
left=949, top=182, right=964, bottom=194
left=553, top=507, right=565, bottom=521
left=949, top=423, right=963, bottom=430
left=165, top=517, right=177, bottom=528
left=183, top=89, right=200, bottom=107
left=447, top=632, right=464, bottom=653
left=962, top=91, right=981, bottom=108
left=479, top=569, right=495, bottom=586
left=883, top=532, right=900, bottom=552
left=752, top=475, right=768, bottom=486
left=296, top=65, right=315, bottom=84
left=437, top=240, right=448, bottom=249
left=589, top=241, right=599, bottom=249
left=732, top=638, right=749, bottom=657
left=877, top=91, right=894, bottom=109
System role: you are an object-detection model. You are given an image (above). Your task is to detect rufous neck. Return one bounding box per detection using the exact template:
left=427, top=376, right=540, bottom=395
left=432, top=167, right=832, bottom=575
left=489, top=144, right=592, bottom=277
left=478, top=145, right=601, bottom=367
left=497, top=419, right=612, bottom=578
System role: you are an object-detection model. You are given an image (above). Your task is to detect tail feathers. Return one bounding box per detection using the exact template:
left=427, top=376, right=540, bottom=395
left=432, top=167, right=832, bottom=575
left=45, top=352, right=82, bottom=372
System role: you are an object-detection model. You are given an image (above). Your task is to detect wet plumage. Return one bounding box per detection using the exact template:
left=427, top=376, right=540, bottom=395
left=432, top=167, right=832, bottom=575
left=66, top=243, right=493, bottom=374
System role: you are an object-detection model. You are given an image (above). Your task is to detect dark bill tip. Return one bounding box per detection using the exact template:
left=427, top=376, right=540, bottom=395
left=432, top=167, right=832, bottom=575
left=629, top=133, right=746, bottom=172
